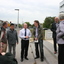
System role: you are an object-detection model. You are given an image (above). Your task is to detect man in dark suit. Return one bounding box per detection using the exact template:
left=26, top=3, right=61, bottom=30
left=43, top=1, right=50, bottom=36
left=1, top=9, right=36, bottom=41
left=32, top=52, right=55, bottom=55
left=51, top=17, right=59, bottom=54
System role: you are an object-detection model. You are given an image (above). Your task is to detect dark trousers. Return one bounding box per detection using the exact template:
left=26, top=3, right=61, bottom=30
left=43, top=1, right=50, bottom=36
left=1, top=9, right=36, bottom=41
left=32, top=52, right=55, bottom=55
left=8, top=44, right=16, bottom=57
left=53, top=37, right=57, bottom=52
left=35, top=40, right=44, bottom=60
left=58, top=44, right=64, bottom=64
left=21, top=40, right=29, bottom=59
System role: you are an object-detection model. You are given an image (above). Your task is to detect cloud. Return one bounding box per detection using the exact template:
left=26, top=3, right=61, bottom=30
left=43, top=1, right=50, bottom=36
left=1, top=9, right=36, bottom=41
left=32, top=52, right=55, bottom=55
left=0, top=0, right=63, bottom=24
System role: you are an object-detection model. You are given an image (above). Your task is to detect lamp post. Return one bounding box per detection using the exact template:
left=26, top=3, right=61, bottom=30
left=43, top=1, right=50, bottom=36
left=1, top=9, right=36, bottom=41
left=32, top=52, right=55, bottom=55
left=15, top=9, right=19, bottom=30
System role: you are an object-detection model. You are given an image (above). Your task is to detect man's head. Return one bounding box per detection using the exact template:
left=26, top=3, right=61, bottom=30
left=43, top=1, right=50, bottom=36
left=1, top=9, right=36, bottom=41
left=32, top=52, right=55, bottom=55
left=2, top=22, right=8, bottom=28
left=23, top=23, right=28, bottom=29
left=10, top=23, right=14, bottom=30
left=34, top=20, right=40, bottom=27
left=59, top=13, right=64, bottom=21
left=54, top=17, right=59, bottom=23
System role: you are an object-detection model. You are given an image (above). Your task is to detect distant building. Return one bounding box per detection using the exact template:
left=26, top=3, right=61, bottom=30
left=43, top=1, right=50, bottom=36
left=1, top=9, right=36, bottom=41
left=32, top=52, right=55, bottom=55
left=60, top=0, right=64, bottom=13
left=0, top=20, right=3, bottom=26
left=0, top=20, right=17, bottom=28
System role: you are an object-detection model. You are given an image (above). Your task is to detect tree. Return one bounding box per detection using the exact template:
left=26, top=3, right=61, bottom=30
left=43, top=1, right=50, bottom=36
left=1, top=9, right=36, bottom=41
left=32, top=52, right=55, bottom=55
left=19, top=24, right=22, bottom=28
left=43, top=17, right=55, bottom=29
left=31, top=24, right=34, bottom=28
left=25, top=22, right=31, bottom=27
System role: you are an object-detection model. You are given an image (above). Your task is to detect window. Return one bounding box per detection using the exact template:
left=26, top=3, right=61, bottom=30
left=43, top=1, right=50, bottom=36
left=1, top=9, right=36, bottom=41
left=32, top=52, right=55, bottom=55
left=60, top=4, right=64, bottom=8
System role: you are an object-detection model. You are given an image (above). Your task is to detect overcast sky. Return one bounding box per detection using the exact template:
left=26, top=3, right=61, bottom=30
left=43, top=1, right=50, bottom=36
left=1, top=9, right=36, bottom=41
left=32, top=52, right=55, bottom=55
left=0, top=0, right=62, bottom=24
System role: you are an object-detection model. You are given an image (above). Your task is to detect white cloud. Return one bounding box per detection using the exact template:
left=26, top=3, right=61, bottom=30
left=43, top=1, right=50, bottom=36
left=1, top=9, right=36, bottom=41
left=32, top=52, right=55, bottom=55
left=0, top=0, right=63, bottom=24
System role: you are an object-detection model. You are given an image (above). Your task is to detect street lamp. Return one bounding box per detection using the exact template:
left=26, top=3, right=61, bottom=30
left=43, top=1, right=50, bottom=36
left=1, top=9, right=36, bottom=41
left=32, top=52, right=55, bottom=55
left=15, top=9, right=19, bottom=30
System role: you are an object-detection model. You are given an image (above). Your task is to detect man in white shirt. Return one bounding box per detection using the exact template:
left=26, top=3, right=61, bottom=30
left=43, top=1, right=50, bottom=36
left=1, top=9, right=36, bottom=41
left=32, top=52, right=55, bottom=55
left=19, top=23, right=31, bottom=62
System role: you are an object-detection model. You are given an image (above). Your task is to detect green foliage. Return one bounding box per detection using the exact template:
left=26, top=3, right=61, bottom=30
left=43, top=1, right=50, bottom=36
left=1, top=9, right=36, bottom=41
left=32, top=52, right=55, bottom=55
left=43, top=17, right=55, bottom=29
left=31, top=24, right=34, bottom=28
left=25, top=22, right=31, bottom=27
left=19, top=24, right=22, bottom=28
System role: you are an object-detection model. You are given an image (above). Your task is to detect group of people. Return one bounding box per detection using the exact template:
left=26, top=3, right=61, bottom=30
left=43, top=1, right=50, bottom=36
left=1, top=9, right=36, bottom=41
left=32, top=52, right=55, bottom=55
left=0, top=22, right=18, bottom=64
left=51, top=13, right=64, bottom=64
left=19, top=20, right=44, bottom=62
left=0, top=20, right=44, bottom=63
left=0, top=13, right=64, bottom=64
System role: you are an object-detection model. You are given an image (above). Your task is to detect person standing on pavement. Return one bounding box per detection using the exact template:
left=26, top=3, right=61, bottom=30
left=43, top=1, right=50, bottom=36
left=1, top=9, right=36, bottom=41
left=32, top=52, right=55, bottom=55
left=51, top=17, right=59, bottom=54
left=56, top=13, right=64, bottom=64
left=7, top=23, right=18, bottom=57
left=19, top=23, right=31, bottom=62
left=0, top=22, right=8, bottom=53
left=33, top=20, right=44, bottom=62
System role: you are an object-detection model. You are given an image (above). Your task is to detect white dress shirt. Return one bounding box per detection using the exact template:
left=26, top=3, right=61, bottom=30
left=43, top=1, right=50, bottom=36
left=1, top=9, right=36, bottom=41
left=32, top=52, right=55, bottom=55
left=56, top=23, right=59, bottom=28
left=19, top=28, right=31, bottom=40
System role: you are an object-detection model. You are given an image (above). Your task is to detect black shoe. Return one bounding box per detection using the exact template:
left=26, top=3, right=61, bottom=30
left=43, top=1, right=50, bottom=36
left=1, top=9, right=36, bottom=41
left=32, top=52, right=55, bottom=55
left=35, top=57, right=39, bottom=59
left=21, top=59, right=23, bottom=62
left=41, top=59, right=44, bottom=62
left=25, top=57, right=29, bottom=60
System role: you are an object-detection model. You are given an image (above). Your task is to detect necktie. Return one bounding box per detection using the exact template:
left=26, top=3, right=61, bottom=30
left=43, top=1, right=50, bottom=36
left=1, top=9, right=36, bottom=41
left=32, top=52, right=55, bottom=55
left=25, top=29, right=26, bottom=39
left=25, top=29, right=26, bottom=36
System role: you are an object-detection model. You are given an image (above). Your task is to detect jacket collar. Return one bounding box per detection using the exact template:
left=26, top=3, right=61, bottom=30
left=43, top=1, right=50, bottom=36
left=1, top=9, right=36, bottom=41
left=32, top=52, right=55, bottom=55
left=34, top=25, right=40, bottom=29
left=10, top=29, right=15, bottom=31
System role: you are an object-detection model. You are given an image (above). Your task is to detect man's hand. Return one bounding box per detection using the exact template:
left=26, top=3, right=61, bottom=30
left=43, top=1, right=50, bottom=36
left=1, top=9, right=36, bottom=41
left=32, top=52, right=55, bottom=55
left=25, top=36, right=29, bottom=38
left=17, top=42, right=19, bottom=44
left=35, top=38, right=38, bottom=40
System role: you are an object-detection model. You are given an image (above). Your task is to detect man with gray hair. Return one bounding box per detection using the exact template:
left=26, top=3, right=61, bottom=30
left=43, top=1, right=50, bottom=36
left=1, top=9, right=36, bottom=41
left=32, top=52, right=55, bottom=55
left=0, top=22, right=8, bottom=53
left=56, top=13, right=64, bottom=64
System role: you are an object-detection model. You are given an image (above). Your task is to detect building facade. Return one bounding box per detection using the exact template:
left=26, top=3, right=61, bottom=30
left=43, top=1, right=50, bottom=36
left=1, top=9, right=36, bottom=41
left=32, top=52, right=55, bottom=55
left=0, top=20, right=3, bottom=26
left=60, top=0, right=64, bottom=13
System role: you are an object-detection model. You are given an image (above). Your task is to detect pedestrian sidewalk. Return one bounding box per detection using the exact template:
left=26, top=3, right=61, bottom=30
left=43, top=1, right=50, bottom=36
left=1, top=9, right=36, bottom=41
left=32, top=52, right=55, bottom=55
left=44, top=40, right=58, bottom=59
left=46, top=40, right=53, bottom=44
left=16, top=38, right=47, bottom=64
